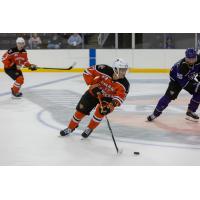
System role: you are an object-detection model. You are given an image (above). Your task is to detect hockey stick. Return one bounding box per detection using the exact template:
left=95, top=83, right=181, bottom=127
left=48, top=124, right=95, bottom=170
left=97, top=94, right=122, bottom=154
left=36, top=62, right=77, bottom=70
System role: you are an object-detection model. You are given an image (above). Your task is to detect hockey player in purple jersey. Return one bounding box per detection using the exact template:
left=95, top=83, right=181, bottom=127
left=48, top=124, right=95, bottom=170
left=147, top=48, right=200, bottom=122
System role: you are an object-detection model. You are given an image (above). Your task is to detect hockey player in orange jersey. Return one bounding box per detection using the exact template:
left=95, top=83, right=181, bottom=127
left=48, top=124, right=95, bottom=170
left=60, top=58, right=130, bottom=138
left=2, top=37, right=37, bottom=97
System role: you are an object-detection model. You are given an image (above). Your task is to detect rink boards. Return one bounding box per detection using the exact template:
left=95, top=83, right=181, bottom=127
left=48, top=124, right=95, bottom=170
left=0, top=49, right=185, bottom=73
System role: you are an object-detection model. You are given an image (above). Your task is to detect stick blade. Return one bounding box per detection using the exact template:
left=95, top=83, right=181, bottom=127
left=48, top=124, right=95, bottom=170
left=117, top=148, right=123, bottom=155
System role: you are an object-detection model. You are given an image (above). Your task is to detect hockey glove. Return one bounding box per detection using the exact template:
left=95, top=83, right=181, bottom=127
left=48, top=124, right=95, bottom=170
left=99, top=101, right=115, bottom=115
left=29, top=64, right=37, bottom=71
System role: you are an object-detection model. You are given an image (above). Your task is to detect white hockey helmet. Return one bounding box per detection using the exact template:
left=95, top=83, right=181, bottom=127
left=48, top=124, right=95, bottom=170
left=16, top=37, right=25, bottom=50
left=16, top=37, right=25, bottom=44
left=112, top=58, right=128, bottom=77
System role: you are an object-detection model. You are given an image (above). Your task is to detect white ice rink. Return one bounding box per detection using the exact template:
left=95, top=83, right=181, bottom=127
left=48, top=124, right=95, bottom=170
left=1, top=72, right=200, bottom=165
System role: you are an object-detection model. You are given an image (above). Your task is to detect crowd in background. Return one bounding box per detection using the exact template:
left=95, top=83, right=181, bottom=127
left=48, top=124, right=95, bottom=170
left=0, top=33, right=92, bottom=50
left=28, top=33, right=84, bottom=49
left=0, top=33, right=199, bottom=49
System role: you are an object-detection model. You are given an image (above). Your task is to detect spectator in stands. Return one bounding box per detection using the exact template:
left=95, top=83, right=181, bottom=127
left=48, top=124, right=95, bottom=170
left=155, top=34, right=163, bottom=49
left=165, top=34, right=175, bottom=49
left=28, top=33, right=42, bottom=49
left=67, top=33, right=82, bottom=47
left=47, top=34, right=61, bottom=49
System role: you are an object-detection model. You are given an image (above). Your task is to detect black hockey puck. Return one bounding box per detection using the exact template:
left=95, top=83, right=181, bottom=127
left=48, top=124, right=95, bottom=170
left=133, top=152, right=140, bottom=155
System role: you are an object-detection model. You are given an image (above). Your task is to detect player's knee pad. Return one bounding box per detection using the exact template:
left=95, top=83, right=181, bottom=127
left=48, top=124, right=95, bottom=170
left=165, top=81, right=181, bottom=100
left=74, top=110, right=85, bottom=119
left=166, top=92, right=178, bottom=101
left=76, top=103, right=91, bottom=115
left=16, top=76, right=24, bottom=85
left=76, top=91, right=98, bottom=115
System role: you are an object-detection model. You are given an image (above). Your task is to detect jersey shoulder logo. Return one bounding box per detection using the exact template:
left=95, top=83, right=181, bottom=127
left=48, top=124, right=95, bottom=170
left=8, top=49, right=13, bottom=54
left=177, top=73, right=183, bottom=79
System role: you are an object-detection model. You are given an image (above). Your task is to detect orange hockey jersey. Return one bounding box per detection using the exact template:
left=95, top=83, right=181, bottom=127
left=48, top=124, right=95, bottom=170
left=2, top=47, right=31, bottom=69
left=83, top=64, right=130, bottom=106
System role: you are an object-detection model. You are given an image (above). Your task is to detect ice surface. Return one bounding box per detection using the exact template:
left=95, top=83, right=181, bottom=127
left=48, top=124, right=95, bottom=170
left=1, top=72, right=200, bottom=165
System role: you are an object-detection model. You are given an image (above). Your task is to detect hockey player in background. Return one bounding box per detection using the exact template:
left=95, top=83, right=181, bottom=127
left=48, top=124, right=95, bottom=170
left=2, top=37, right=37, bottom=97
left=147, top=48, right=200, bottom=122
left=60, top=58, right=130, bottom=138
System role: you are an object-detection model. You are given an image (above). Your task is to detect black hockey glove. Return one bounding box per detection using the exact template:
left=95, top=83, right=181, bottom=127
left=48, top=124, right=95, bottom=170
left=29, top=64, right=37, bottom=71
left=99, top=102, right=115, bottom=115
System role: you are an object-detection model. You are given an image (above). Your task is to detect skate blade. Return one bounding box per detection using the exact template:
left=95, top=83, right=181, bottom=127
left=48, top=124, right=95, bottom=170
left=145, top=117, right=155, bottom=122
left=185, top=116, right=199, bottom=122
left=145, top=119, right=154, bottom=122
left=11, top=96, right=22, bottom=99
left=81, top=137, right=89, bottom=140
